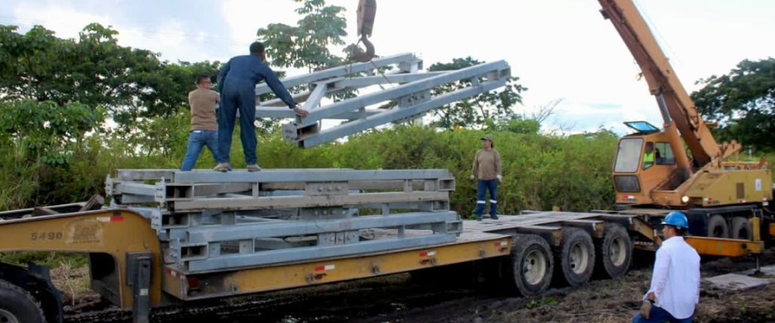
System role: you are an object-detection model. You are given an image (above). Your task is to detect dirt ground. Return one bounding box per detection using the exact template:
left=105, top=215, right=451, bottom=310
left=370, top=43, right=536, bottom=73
left=60, top=250, right=775, bottom=323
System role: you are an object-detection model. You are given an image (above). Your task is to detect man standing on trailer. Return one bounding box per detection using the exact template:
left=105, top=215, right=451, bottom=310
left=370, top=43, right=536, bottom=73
left=214, top=41, right=309, bottom=172
left=470, top=135, right=502, bottom=221
left=180, top=75, right=220, bottom=171
left=633, top=211, right=700, bottom=323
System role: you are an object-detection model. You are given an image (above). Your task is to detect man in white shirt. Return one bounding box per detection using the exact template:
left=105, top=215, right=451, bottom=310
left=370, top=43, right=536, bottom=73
left=633, top=211, right=700, bottom=323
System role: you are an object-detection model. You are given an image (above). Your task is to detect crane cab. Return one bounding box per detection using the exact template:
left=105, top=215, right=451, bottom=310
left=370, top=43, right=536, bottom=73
left=612, top=121, right=682, bottom=206
left=612, top=121, right=773, bottom=208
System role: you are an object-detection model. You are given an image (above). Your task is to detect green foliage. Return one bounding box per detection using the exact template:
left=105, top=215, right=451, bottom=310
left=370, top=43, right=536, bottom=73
left=526, top=296, right=559, bottom=309
left=253, top=125, right=618, bottom=215
left=0, top=23, right=221, bottom=129
left=428, top=57, right=526, bottom=130
left=692, top=58, right=775, bottom=152
left=0, top=252, right=89, bottom=268
left=257, top=0, right=347, bottom=71
left=0, top=100, right=103, bottom=166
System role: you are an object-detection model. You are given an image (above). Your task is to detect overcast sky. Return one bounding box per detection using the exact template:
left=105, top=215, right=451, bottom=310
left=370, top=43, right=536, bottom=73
left=2, top=0, right=774, bottom=134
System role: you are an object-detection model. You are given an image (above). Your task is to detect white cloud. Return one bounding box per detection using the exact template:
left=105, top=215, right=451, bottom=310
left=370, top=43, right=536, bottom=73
left=13, top=1, right=111, bottom=39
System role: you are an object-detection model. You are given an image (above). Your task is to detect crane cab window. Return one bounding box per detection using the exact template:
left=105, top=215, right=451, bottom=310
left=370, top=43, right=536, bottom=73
left=655, top=142, right=675, bottom=165
left=614, top=138, right=643, bottom=173
left=643, top=142, right=655, bottom=170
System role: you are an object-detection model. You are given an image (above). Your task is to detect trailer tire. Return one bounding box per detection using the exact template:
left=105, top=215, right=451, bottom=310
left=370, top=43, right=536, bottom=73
left=595, top=223, right=633, bottom=278
left=707, top=215, right=729, bottom=238
left=0, top=280, right=45, bottom=323
left=730, top=217, right=752, bottom=240
left=505, top=234, right=553, bottom=296
left=556, top=228, right=595, bottom=287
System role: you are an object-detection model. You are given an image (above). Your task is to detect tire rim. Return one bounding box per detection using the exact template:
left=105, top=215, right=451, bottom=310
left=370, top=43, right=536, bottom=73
left=522, top=249, right=547, bottom=285
left=0, top=309, right=20, bottom=323
left=569, top=242, right=590, bottom=274
left=609, top=237, right=627, bottom=267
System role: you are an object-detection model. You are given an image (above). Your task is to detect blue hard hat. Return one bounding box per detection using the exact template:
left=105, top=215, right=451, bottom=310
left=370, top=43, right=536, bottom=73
left=662, top=211, right=689, bottom=229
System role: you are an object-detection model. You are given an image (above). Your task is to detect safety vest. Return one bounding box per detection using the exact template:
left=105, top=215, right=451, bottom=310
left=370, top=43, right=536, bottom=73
left=643, top=152, right=654, bottom=168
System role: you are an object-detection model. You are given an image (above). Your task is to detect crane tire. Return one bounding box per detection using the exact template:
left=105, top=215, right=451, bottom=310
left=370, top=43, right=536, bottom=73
left=730, top=217, right=753, bottom=240
left=707, top=215, right=729, bottom=238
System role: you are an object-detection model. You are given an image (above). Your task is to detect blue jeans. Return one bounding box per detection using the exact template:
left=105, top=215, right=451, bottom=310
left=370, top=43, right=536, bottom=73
left=475, top=179, right=498, bottom=218
left=632, top=305, right=693, bottom=323
left=218, top=79, right=258, bottom=165
left=180, top=130, right=219, bottom=171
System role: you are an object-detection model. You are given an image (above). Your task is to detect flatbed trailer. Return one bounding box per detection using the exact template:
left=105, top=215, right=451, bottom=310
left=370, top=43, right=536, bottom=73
left=0, top=169, right=771, bottom=323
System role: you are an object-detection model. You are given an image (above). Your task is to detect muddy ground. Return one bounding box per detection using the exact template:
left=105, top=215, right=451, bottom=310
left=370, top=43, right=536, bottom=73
left=61, top=250, right=775, bottom=323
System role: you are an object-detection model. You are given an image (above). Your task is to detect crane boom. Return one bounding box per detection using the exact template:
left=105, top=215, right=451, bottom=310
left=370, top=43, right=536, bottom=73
left=598, top=0, right=721, bottom=167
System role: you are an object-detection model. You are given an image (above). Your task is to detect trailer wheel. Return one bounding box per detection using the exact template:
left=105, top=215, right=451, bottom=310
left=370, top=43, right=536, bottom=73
left=505, top=234, right=553, bottom=296
left=707, top=215, right=729, bottom=238
left=595, top=223, right=632, bottom=278
left=730, top=217, right=752, bottom=240
left=0, top=280, right=45, bottom=323
left=556, top=228, right=595, bottom=287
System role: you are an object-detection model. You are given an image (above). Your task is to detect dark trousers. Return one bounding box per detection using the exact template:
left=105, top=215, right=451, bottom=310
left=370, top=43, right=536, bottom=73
left=475, top=179, right=498, bottom=218
left=632, top=306, right=693, bottom=323
left=218, top=79, right=257, bottom=165
left=180, top=130, right=218, bottom=171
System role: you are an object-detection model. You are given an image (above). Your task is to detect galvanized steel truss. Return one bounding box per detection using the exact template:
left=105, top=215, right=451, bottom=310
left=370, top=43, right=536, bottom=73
left=254, top=53, right=512, bottom=148
left=106, top=169, right=461, bottom=273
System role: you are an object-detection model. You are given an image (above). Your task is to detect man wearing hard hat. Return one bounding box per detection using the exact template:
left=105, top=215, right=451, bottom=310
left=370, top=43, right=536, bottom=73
left=633, top=211, right=701, bottom=323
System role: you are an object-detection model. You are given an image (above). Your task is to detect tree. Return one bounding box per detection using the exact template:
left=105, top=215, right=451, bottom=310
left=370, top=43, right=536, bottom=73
left=257, top=0, right=348, bottom=71
left=692, top=58, right=775, bottom=152
left=0, top=23, right=221, bottom=129
left=428, top=57, right=526, bottom=130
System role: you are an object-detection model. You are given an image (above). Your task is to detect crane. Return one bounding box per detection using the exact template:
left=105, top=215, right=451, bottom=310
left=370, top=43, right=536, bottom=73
left=600, top=0, right=772, bottom=239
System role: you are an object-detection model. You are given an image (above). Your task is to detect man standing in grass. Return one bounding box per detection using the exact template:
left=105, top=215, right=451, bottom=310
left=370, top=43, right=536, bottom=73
left=180, top=75, right=220, bottom=171
left=470, top=135, right=502, bottom=220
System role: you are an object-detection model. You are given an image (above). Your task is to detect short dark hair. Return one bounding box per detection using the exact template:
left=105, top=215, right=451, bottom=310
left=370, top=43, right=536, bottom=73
left=666, top=225, right=686, bottom=236
left=250, top=41, right=265, bottom=54
left=196, top=75, right=211, bottom=85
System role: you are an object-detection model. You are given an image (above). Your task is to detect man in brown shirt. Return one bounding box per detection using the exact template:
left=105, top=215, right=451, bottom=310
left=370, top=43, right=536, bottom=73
left=180, top=75, right=220, bottom=171
left=470, top=135, right=502, bottom=220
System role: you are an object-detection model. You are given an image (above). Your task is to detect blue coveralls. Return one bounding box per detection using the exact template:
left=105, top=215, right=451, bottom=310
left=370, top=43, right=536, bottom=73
left=216, top=55, right=297, bottom=165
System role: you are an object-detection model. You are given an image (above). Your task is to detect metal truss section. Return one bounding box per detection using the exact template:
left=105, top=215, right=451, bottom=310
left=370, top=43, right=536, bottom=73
left=169, top=211, right=462, bottom=272
left=107, top=168, right=461, bottom=273
left=253, top=53, right=511, bottom=148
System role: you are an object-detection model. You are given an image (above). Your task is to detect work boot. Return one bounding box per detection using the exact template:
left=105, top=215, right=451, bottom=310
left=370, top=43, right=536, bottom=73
left=490, top=214, right=499, bottom=220
left=246, top=164, right=262, bottom=172
left=213, top=163, right=230, bottom=172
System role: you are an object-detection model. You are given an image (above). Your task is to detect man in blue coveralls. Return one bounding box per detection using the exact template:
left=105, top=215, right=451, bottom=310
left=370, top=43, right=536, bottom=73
left=214, top=41, right=308, bottom=172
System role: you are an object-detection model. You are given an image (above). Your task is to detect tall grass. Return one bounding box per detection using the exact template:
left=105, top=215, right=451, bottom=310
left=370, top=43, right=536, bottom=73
left=0, top=117, right=622, bottom=214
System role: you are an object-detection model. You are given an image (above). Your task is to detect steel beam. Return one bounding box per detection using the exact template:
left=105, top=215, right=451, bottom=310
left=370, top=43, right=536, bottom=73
left=293, top=60, right=510, bottom=128
left=171, top=169, right=453, bottom=184
left=184, top=234, right=457, bottom=272
left=183, top=211, right=459, bottom=244
left=255, top=53, right=419, bottom=95
left=171, top=191, right=448, bottom=212
left=297, top=79, right=507, bottom=148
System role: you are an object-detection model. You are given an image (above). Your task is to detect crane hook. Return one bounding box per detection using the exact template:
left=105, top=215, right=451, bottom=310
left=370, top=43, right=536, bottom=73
left=350, top=0, right=377, bottom=62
